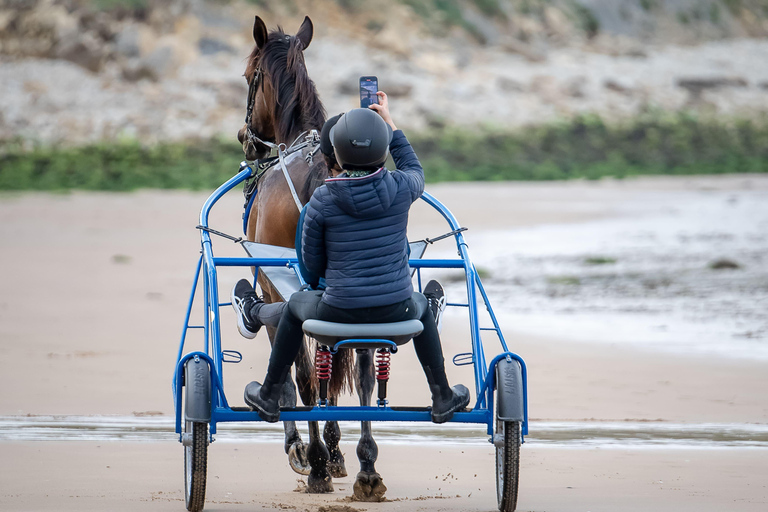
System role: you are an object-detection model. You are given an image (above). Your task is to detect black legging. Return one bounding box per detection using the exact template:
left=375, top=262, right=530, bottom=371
left=265, top=290, right=445, bottom=372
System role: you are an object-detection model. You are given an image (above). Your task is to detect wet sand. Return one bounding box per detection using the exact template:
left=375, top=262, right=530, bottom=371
left=1, top=176, right=767, bottom=510
left=2, top=442, right=767, bottom=512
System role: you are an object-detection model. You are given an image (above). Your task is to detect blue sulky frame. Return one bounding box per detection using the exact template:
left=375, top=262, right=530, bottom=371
left=173, top=162, right=528, bottom=442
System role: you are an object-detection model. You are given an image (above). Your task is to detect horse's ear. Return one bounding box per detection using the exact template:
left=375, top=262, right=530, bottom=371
left=253, top=16, right=268, bottom=49
left=296, top=16, right=313, bottom=50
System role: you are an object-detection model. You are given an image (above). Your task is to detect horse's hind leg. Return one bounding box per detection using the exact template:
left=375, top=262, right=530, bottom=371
left=353, top=348, right=387, bottom=502
left=324, top=400, right=347, bottom=478
left=294, top=342, right=333, bottom=492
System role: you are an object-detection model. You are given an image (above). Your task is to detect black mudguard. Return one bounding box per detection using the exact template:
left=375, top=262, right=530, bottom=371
left=495, top=357, right=524, bottom=422
left=184, top=358, right=211, bottom=423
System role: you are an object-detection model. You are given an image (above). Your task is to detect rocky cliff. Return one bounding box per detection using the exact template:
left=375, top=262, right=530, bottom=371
left=1, top=0, right=767, bottom=146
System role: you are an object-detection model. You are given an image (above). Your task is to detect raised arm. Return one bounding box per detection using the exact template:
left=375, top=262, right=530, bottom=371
left=369, top=91, right=424, bottom=201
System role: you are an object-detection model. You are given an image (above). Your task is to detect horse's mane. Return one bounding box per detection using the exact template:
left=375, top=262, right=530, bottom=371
left=245, top=27, right=327, bottom=143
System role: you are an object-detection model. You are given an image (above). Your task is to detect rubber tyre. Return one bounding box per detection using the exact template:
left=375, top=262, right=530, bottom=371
left=184, top=421, right=208, bottom=512
left=495, top=416, right=521, bottom=512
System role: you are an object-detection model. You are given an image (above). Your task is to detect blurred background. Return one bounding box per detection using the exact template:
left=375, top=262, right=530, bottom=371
left=1, top=0, right=768, bottom=186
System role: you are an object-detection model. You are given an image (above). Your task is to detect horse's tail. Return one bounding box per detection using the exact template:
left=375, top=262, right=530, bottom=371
left=296, top=337, right=355, bottom=400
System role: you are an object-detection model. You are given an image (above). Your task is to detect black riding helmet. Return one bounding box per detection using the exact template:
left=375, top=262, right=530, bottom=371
left=320, top=113, right=342, bottom=158
left=330, top=108, right=393, bottom=171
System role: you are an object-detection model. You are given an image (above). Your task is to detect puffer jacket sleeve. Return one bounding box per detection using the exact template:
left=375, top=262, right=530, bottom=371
left=301, top=189, right=327, bottom=278
left=389, top=130, right=424, bottom=203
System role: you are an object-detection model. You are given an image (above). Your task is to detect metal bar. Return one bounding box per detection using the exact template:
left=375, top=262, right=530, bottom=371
left=174, top=255, right=203, bottom=398
left=447, top=302, right=469, bottom=308
left=213, top=406, right=492, bottom=424
left=420, top=191, right=488, bottom=409
left=203, top=246, right=224, bottom=391
left=475, top=267, right=510, bottom=353
left=210, top=257, right=466, bottom=268
left=202, top=253, right=211, bottom=355
left=199, top=164, right=254, bottom=231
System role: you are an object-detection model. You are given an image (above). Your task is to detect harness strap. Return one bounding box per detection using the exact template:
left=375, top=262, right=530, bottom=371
left=278, top=146, right=304, bottom=212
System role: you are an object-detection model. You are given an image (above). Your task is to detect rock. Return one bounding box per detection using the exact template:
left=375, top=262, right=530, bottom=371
left=460, top=5, right=500, bottom=45
left=497, top=76, right=525, bottom=92
left=677, top=77, right=748, bottom=92
left=115, top=23, right=154, bottom=58
left=55, top=30, right=108, bottom=72
left=122, top=41, right=184, bottom=81
left=369, top=25, right=411, bottom=57
left=708, top=259, right=741, bottom=270
left=384, top=82, right=412, bottom=98
left=122, top=57, right=154, bottom=82
left=337, top=79, right=357, bottom=96
left=604, top=79, right=633, bottom=95
left=499, top=37, right=547, bottom=62
left=214, top=80, right=248, bottom=110
left=198, top=37, right=234, bottom=55
left=563, top=76, right=588, bottom=98
left=543, top=5, right=574, bottom=40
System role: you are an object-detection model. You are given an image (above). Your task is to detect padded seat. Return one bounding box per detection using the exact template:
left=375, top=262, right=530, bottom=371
left=302, top=319, right=423, bottom=349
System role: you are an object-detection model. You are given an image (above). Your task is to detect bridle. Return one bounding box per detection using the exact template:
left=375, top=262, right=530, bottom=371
left=241, top=62, right=318, bottom=213
left=243, top=67, right=280, bottom=156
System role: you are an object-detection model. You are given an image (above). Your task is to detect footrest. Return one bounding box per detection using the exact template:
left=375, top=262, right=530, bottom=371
left=302, top=319, right=423, bottom=346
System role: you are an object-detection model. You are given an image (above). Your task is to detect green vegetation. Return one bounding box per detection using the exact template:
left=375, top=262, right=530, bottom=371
left=0, top=139, right=243, bottom=191
left=410, top=113, right=768, bottom=182
left=88, top=0, right=148, bottom=11
left=547, top=275, right=581, bottom=285
left=1, top=113, right=766, bottom=191
left=584, top=256, right=617, bottom=265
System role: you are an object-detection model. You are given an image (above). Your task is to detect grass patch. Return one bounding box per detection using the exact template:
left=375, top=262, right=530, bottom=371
left=584, top=256, right=617, bottom=265
left=0, top=139, right=243, bottom=191
left=410, top=112, right=768, bottom=182
left=547, top=275, right=581, bottom=286
left=1, top=113, right=767, bottom=191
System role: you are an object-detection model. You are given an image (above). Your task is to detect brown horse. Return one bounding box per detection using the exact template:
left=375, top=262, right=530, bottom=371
left=238, top=16, right=386, bottom=499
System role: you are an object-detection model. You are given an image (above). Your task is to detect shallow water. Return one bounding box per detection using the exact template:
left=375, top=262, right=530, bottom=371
left=438, top=187, right=768, bottom=360
left=3, top=416, right=767, bottom=448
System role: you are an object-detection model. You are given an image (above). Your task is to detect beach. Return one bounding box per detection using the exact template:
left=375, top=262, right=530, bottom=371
left=1, top=176, right=767, bottom=511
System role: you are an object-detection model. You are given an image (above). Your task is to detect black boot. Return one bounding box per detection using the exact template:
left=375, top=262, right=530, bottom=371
left=244, top=366, right=290, bottom=422
left=424, top=366, right=471, bottom=423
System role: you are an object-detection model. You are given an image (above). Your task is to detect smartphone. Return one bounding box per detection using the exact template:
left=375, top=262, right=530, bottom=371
left=359, top=76, right=379, bottom=109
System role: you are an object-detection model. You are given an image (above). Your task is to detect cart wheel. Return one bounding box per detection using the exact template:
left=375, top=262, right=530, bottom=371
left=495, top=414, right=521, bottom=512
left=184, top=420, right=208, bottom=512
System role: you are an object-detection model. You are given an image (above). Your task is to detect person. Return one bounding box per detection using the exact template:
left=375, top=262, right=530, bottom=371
left=231, top=91, right=469, bottom=424
left=230, top=113, right=344, bottom=336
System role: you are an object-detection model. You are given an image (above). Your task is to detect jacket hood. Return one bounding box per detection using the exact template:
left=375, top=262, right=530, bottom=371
left=325, top=168, right=397, bottom=218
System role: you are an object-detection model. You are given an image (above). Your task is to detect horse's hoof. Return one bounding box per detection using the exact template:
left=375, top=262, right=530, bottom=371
left=327, top=449, right=347, bottom=478
left=307, top=471, right=334, bottom=493
left=288, top=441, right=311, bottom=476
left=353, top=471, right=387, bottom=502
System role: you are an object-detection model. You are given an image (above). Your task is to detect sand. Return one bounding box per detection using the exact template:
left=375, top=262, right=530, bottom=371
left=1, top=176, right=767, bottom=510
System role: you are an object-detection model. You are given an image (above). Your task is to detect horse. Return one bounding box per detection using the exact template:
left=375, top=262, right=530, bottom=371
left=237, top=15, right=387, bottom=500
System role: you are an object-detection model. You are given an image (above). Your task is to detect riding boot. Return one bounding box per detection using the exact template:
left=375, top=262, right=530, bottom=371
left=244, top=365, right=291, bottom=423
left=423, top=365, right=470, bottom=424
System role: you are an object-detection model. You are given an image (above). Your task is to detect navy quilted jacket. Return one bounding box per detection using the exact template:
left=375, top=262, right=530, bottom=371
left=301, top=130, right=424, bottom=308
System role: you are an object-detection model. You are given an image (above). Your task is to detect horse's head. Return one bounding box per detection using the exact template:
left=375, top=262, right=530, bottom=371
left=238, top=15, right=321, bottom=161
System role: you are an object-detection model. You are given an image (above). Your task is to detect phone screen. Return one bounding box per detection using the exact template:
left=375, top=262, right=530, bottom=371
left=360, top=76, right=379, bottom=109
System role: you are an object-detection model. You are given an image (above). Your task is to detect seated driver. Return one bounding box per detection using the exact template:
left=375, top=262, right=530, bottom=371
left=231, top=91, right=469, bottom=424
